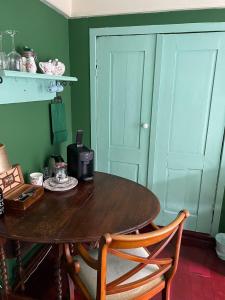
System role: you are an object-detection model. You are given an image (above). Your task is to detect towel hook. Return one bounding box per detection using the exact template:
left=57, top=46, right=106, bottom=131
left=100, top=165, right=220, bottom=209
left=52, top=96, right=63, bottom=104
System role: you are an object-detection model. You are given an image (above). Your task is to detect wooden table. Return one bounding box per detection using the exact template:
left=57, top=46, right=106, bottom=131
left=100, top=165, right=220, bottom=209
left=0, top=172, right=160, bottom=298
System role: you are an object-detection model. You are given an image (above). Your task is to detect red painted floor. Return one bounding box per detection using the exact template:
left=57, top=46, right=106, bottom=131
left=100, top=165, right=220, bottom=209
left=25, top=241, right=225, bottom=299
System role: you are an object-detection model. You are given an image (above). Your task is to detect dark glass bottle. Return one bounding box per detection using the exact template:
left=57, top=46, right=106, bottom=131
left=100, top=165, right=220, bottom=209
left=0, top=188, right=5, bottom=217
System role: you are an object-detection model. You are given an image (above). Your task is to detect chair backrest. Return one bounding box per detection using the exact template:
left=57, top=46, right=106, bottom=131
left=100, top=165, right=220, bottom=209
left=97, top=210, right=189, bottom=299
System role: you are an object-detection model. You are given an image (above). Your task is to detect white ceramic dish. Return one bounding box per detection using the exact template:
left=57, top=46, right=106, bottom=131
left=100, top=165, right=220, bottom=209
left=43, top=177, right=78, bottom=192
left=49, top=177, right=70, bottom=187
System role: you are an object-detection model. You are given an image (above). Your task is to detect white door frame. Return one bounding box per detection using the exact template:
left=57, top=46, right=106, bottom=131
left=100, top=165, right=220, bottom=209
left=90, top=22, right=225, bottom=236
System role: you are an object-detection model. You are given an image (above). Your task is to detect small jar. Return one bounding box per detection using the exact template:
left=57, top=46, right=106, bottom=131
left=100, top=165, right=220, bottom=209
left=22, top=46, right=36, bottom=59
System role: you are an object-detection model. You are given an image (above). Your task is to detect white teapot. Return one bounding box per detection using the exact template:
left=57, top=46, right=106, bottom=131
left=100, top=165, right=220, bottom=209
left=39, top=59, right=65, bottom=76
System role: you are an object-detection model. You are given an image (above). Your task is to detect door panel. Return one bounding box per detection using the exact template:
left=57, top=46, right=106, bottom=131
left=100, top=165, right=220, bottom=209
left=110, top=161, right=139, bottom=182
left=96, top=35, right=156, bottom=185
left=110, top=51, right=143, bottom=149
left=151, top=33, right=225, bottom=233
left=169, top=50, right=217, bottom=155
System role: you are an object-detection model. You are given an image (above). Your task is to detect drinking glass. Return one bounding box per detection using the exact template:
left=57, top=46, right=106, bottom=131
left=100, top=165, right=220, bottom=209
left=5, top=30, right=22, bottom=71
left=55, top=162, right=68, bottom=184
left=42, top=166, right=50, bottom=181
left=0, top=32, right=8, bottom=70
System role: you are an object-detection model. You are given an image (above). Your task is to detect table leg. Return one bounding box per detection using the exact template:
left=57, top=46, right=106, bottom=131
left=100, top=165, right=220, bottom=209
left=0, top=239, right=10, bottom=296
left=15, top=240, right=25, bottom=292
left=55, top=244, right=63, bottom=300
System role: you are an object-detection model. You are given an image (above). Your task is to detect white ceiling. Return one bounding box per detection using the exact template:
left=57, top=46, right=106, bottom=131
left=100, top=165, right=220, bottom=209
left=41, top=0, right=72, bottom=17
left=41, top=0, right=225, bottom=18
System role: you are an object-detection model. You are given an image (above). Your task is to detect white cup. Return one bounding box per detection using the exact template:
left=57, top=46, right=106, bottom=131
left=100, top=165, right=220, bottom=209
left=30, top=172, right=43, bottom=186
left=48, top=83, right=64, bottom=93
left=56, top=83, right=64, bottom=93
left=48, top=84, right=58, bottom=93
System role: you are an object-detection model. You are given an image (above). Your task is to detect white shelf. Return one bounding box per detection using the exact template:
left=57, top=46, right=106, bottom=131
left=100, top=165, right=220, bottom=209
left=0, top=70, right=78, bottom=82
left=0, top=70, right=78, bottom=104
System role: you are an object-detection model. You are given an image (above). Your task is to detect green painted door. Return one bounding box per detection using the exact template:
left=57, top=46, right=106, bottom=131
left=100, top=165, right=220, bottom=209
left=95, top=35, right=156, bottom=185
left=150, top=33, right=225, bottom=233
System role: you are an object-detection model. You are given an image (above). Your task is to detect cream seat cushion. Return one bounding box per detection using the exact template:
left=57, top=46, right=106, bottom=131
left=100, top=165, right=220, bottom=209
left=76, top=247, right=164, bottom=300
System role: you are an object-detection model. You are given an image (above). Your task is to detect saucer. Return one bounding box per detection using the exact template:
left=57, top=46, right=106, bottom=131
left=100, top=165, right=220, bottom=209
left=43, top=177, right=78, bottom=192
left=49, top=177, right=71, bottom=187
left=54, top=177, right=69, bottom=184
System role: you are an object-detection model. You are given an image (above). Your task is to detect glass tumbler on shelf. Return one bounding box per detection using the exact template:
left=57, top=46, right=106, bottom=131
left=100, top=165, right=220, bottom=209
left=5, top=30, right=22, bottom=71
left=0, top=31, right=8, bottom=70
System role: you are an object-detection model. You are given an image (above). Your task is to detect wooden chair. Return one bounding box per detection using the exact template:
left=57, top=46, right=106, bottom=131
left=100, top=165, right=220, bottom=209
left=65, top=210, right=189, bottom=300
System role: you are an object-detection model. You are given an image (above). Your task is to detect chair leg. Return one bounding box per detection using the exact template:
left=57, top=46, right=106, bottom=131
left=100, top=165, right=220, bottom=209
left=55, top=245, right=63, bottom=300
left=162, top=282, right=171, bottom=300
left=67, top=274, right=75, bottom=300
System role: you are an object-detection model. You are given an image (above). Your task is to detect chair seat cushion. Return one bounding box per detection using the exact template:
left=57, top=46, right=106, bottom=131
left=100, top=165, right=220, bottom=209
left=76, top=247, right=164, bottom=299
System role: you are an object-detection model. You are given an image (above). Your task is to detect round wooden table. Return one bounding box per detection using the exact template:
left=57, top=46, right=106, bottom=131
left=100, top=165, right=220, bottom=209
left=0, top=172, right=160, bottom=298
left=0, top=172, right=160, bottom=243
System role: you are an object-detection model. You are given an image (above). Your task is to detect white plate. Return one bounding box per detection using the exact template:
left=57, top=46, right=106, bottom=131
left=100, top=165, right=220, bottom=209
left=43, top=177, right=78, bottom=192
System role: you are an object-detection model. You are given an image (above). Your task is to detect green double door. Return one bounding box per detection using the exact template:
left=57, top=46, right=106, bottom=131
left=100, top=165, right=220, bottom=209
left=94, top=32, right=225, bottom=233
left=95, top=35, right=156, bottom=186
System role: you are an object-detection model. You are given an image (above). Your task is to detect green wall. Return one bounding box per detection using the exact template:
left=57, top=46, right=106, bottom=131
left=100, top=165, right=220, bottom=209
left=69, top=9, right=225, bottom=231
left=0, top=0, right=72, bottom=284
left=0, top=0, right=72, bottom=177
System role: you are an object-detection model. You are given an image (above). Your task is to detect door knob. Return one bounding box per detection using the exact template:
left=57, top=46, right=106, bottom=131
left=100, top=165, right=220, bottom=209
left=141, top=123, right=150, bottom=129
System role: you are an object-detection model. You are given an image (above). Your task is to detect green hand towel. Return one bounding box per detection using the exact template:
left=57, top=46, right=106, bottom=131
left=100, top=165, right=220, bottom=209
left=50, top=102, right=68, bottom=144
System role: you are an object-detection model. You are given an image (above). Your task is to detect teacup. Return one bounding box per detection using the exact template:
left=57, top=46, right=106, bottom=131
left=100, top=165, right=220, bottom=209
left=39, top=61, right=53, bottom=75
left=30, top=172, right=43, bottom=186
left=48, top=82, right=64, bottom=93
left=39, top=59, right=65, bottom=76
left=56, top=83, right=64, bottom=92
left=48, top=83, right=58, bottom=93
